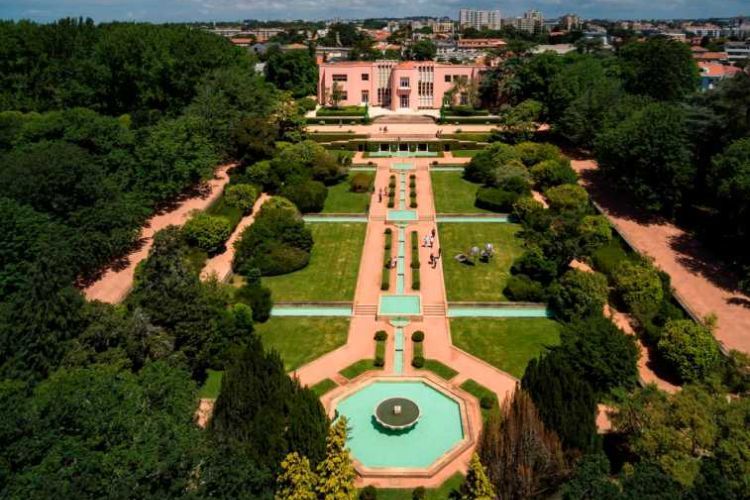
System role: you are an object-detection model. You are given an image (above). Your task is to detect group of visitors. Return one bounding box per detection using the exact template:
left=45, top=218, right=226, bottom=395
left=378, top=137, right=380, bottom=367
left=377, top=126, right=389, bottom=133
left=424, top=228, right=442, bottom=269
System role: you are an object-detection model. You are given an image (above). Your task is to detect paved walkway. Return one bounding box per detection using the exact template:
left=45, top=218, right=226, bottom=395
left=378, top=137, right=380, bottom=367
left=573, top=159, right=750, bottom=355
left=293, top=156, right=519, bottom=487
left=84, top=164, right=234, bottom=303
left=201, top=194, right=270, bottom=282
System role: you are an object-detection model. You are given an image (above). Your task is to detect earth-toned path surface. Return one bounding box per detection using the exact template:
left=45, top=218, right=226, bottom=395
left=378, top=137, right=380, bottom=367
left=84, top=164, right=233, bottom=303
left=573, top=159, right=750, bottom=354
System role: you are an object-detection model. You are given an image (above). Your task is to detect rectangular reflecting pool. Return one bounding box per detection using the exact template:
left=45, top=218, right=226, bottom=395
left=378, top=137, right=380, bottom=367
left=387, top=209, right=417, bottom=222
left=447, top=306, right=551, bottom=318
left=378, top=295, right=422, bottom=316
left=271, top=306, right=353, bottom=317
left=392, top=162, right=415, bottom=170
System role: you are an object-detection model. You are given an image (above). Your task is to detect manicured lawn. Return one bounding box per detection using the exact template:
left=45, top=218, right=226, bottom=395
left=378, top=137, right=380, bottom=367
left=451, top=318, right=562, bottom=378
left=423, top=359, right=458, bottom=380
left=438, top=223, right=524, bottom=301
left=323, top=172, right=373, bottom=213
left=254, top=317, right=350, bottom=371
left=430, top=171, right=489, bottom=214
left=198, top=369, right=223, bottom=399
left=451, top=149, right=481, bottom=158
left=374, top=472, right=464, bottom=500
left=264, top=223, right=365, bottom=301
left=311, top=378, right=338, bottom=397
left=339, top=359, right=382, bottom=379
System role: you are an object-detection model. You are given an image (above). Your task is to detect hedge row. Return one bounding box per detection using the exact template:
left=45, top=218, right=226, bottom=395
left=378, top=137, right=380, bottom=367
left=308, top=133, right=368, bottom=142
left=411, top=230, right=421, bottom=290
left=409, top=174, right=417, bottom=209
left=305, top=116, right=364, bottom=125
left=374, top=333, right=387, bottom=367
left=447, top=106, right=490, bottom=116
left=316, top=106, right=366, bottom=117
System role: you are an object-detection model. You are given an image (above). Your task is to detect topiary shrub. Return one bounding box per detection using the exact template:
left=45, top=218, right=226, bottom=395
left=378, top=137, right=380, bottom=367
left=412, top=487, right=426, bottom=500
left=530, top=159, right=577, bottom=190
left=612, top=259, right=664, bottom=322
left=504, top=274, right=546, bottom=302
left=515, top=141, right=562, bottom=167
left=411, top=331, right=425, bottom=342
left=411, top=356, right=425, bottom=368
left=475, top=187, right=520, bottom=212
left=658, top=319, right=721, bottom=382
left=548, top=269, right=609, bottom=321
left=480, top=395, right=495, bottom=410
left=183, top=213, right=232, bottom=255
left=297, top=97, right=317, bottom=112
left=545, top=184, right=589, bottom=212
left=374, top=330, right=388, bottom=341
left=350, top=172, right=373, bottom=193
left=224, top=183, right=259, bottom=214
left=359, top=485, right=377, bottom=500
left=374, top=356, right=385, bottom=367
left=234, top=283, right=273, bottom=323
left=280, top=180, right=328, bottom=213
left=410, top=199, right=417, bottom=208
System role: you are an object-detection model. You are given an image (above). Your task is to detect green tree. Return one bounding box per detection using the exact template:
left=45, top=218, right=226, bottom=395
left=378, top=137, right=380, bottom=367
left=578, top=215, right=612, bottom=255
left=562, top=454, right=623, bottom=500
left=224, top=184, right=260, bottom=214
left=408, top=40, right=437, bottom=61
left=612, top=259, right=663, bottom=322
left=316, top=417, right=356, bottom=499
left=657, top=319, right=721, bottom=382
left=619, top=38, right=699, bottom=101
left=548, top=269, right=609, bottom=320
left=276, top=452, right=318, bottom=500
left=266, top=49, right=319, bottom=98
left=460, top=453, right=496, bottom=500
left=595, top=101, right=694, bottom=214
left=329, top=82, right=345, bottom=108
left=496, top=99, right=542, bottom=143
left=183, top=213, right=232, bottom=254
left=544, top=184, right=589, bottom=213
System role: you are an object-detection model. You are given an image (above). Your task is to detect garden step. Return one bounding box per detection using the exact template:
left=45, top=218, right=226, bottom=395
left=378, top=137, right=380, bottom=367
left=354, top=304, right=378, bottom=315
left=423, top=304, right=447, bottom=316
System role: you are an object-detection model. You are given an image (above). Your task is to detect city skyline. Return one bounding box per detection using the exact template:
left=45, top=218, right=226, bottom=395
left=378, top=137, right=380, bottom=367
left=1, top=0, right=748, bottom=23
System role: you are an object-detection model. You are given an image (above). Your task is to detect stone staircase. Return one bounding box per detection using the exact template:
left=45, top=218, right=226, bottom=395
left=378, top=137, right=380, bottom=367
left=373, top=114, right=436, bottom=124
left=354, top=303, right=378, bottom=316
left=423, top=303, right=447, bottom=316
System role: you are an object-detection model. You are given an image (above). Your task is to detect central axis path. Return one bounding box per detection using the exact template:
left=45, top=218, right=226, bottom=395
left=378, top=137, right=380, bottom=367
left=293, top=156, right=518, bottom=486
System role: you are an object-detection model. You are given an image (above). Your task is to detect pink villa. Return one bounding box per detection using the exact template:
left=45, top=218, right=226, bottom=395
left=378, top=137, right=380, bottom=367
left=317, top=61, right=485, bottom=111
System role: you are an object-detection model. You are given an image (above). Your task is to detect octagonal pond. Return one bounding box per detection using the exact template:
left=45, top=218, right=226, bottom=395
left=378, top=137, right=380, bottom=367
left=335, top=380, right=464, bottom=469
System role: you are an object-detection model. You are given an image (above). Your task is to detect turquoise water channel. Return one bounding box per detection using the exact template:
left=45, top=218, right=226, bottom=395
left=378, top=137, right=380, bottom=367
left=336, top=380, right=464, bottom=469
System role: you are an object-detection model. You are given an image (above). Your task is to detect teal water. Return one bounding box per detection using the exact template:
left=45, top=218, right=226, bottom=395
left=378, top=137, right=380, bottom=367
left=271, top=306, right=352, bottom=317
left=447, top=306, right=551, bottom=318
left=387, top=209, right=417, bottom=221
left=430, top=167, right=464, bottom=172
left=368, top=151, right=438, bottom=158
left=349, top=167, right=377, bottom=172
left=393, top=327, right=404, bottom=374
left=393, top=162, right=415, bottom=170
left=436, top=215, right=509, bottom=223
left=379, top=295, right=421, bottom=315
left=336, top=381, right=464, bottom=468
left=303, top=215, right=368, bottom=223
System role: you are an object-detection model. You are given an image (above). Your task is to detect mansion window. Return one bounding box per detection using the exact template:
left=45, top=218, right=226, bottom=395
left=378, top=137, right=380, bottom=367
left=361, top=73, right=369, bottom=81
left=444, top=75, right=452, bottom=82
left=332, top=74, right=348, bottom=82
left=399, top=77, right=410, bottom=88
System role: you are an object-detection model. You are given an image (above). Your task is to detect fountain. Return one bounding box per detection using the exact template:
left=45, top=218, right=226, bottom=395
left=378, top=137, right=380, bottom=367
left=374, top=397, right=420, bottom=430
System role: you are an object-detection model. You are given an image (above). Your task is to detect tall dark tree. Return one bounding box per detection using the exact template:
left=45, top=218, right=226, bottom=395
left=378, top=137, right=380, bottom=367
left=265, top=49, right=318, bottom=98
left=619, top=38, right=699, bottom=102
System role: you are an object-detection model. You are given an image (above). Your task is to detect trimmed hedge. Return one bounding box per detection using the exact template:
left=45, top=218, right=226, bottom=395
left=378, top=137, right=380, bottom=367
left=411, top=331, right=425, bottom=342
left=309, top=133, right=368, bottom=143
left=384, top=228, right=392, bottom=250
left=504, top=274, right=546, bottom=302
left=475, top=187, right=520, bottom=213
left=316, top=106, right=366, bottom=117
left=350, top=172, right=373, bottom=193
left=448, top=106, right=490, bottom=116
left=280, top=180, right=328, bottom=214
left=374, top=330, right=388, bottom=341
left=305, top=116, right=364, bottom=125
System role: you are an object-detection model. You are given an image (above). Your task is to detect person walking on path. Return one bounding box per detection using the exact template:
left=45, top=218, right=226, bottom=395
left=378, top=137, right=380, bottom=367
left=378, top=188, right=382, bottom=203
left=437, top=247, right=442, bottom=260
left=431, top=228, right=436, bottom=239
left=423, top=235, right=429, bottom=248
left=429, top=253, right=435, bottom=267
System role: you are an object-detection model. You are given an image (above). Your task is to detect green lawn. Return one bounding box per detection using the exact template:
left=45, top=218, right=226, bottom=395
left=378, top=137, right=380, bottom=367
left=431, top=172, right=490, bottom=214
left=452, top=318, right=562, bottom=378
left=254, top=317, right=350, bottom=371
left=311, top=378, right=338, bottom=397
left=423, top=359, right=458, bottom=380
left=438, top=223, right=524, bottom=301
left=322, top=172, right=373, bottom=213
left=264, top=223, right=365, bottom=301
left=339, top=359, right=382, bottom=379
left=198, top=369, right=223, bottom=399
left=375, top=472, right=464, bottom=499
left=451, top=149, right=481, bottom=158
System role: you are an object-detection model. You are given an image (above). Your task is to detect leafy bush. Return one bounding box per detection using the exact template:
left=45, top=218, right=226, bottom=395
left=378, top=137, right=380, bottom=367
left=480, top=395, right=495, bottom=410
left=381, top=266, right=390, bottom=291
left=548, top=269, right=609, bottom=321
left=448, top=105, right=489, bottom=116
left=504, top=274, right=546, bottom=302
left=491, top=159, right=531, bottom=188
left=280, top=180, right=328, bottom=213
left=349, top=172, right=372, bottom=193
left=475, top=187, right=520, bottom=212
left=530, top=160, right=577, bottom=190
left=223, top=183, right=259, bottom=214
left=374, top=330, right=388, bottom=341
left=464, top=142, right=519, bottom=185
left=512, top=196, right=546, bottom=225
left=612, top=259, right=664, bottom=322
left=297, top=97, right=317, bottom=112
left=658, top=319, right=721, bottom=382
left=545, top=184, right=589, bottom=212
left=359, top=485, right=377, bottom=500
left=592, top=240, right=630, bottom=279
left=316, top=106, right=366, bottom=117
left=515, top=142, right=562, bottom=167
left=412, top=356, right=425, bottom=368
left=511, top=246, right=557, bottom=285
left=233, top=202, right=313, bottom=276
left=412, top=487, right=426, bottom=500
left=411, top=331, right=425, bottom=342
left=578, top=215, right=613, bottom=255
left=183, top=213, right=232, bottom=254
left=374, top=356, right=385, bottom=367
left=384, top=228, right=392, bottom=250
left=234, top=283, right=273, bottom=322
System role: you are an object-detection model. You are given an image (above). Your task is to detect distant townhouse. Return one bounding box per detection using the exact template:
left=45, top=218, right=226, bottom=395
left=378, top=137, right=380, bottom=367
left=693, top=51, right=729, bottom=63
left=456, top=38, right=506, bottom=50
left=317, top=60, right=484, bottom=110
left=725, top=41, right=750, bottom=62
left=698, top=62, right=742, bottom=91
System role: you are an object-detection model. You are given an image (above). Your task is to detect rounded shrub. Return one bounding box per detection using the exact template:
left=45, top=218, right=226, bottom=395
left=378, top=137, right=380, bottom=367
left=297, top=97, right=317, bottom=112
left=412, top=487, right=426, bottom=500
left=480, top=395, right=495, bottom=410
left=475, top=187, right=520, bottom=212
left=411, top=331, right=425, bottom=342
left=374, top=330, right=388, bottom=341
left=183, top=213, right=232, bottom=255
left=504, top=274, right=546, bottom=302
left=530, top=159, right=577, bottom=190
left=224, top=183, right=259, bottom=213
left=256, top=244, right=311, bottom=276
left=545, top=184, right=589, bottom=212
left=359, top=485, right=377, bottom=500
left=280, top=180, right=328, bottom=213
left=411, top=356, right=425, bottom=368
left=374, top=356, right=385, bottom=367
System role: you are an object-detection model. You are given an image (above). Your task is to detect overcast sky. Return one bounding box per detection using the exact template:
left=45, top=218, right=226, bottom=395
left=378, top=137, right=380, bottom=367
left=0, top=0, right=747, bottom=23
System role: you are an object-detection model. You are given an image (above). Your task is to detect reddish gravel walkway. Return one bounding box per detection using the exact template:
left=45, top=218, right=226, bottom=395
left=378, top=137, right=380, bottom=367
left=84, top=164, right=234, bottom=303
left=573, top=159, right=750, bottom=354
left=201, top=194, right=270, bottom=282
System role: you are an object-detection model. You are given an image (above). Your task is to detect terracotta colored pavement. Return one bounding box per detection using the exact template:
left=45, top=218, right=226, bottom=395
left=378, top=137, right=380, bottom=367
left=84, top=164, right=234, bottom=304
left=573, top=159, right=750, bottom=354
left=201, top=194, right=270, bottom=282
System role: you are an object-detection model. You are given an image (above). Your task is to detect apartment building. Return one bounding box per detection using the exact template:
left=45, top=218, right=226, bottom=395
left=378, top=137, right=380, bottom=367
left=318, top=61, right=484, bottom=110
left=513, top=10, right=544, bottom=34
left=726, top=41, right=750, bottom=62
left=459, top=9, right=502, bottom=31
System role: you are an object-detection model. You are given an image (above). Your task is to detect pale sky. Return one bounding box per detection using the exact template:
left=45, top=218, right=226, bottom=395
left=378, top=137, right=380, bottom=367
left=0, top=0, right=747, bottom=22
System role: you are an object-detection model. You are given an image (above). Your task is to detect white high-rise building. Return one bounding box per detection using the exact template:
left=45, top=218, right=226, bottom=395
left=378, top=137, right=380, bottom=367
left=513, top=9, right=544, bottom=34
left=459, top=9, right=502, bottom=31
